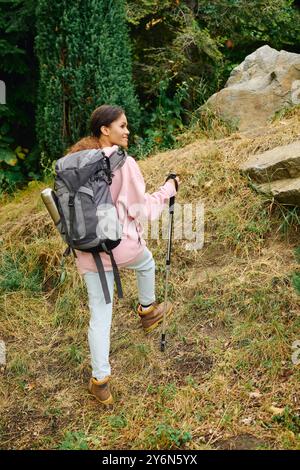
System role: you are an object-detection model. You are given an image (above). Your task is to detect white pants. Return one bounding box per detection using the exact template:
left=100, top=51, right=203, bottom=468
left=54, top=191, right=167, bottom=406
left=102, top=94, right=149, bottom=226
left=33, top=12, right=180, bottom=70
left=83, top=247, right=155, bottom=380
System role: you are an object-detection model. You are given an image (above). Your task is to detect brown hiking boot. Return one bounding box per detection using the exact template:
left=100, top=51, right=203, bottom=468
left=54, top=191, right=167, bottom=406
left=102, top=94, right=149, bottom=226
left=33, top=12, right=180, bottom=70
left=137, top=301, right=173, bottom=334
left=88, top=376, right=113, bottom=406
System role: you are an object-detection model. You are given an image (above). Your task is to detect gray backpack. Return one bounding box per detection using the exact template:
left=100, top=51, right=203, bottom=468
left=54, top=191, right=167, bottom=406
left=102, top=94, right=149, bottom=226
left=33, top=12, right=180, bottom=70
left=54, top=147, right=127, bottom=304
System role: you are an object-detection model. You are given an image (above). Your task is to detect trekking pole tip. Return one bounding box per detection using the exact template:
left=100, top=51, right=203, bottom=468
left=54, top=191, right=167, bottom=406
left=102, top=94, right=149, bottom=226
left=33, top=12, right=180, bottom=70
left=160, top=334, right=166, bottom=352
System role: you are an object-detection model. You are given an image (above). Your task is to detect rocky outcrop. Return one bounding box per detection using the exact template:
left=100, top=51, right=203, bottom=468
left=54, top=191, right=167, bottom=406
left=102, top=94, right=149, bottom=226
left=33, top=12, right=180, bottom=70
left=258, top=177, right=300, bottom=206
left=240, top=141, right=300, bottom=205
left=206, top=45, right=300, bottom=131
left=240, top=141, right=300, bottom=183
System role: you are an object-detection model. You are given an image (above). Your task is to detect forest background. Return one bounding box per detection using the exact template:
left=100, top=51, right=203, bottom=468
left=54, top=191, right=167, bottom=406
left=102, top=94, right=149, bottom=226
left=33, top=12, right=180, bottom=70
left=0, top=0, right=300, bottom=193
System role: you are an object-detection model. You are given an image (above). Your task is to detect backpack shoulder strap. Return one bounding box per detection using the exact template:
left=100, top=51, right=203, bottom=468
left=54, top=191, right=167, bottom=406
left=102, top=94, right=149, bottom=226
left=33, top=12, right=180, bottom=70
left=91, top=251, right=123, bottom=304
left=92, top=252, right=112, bottom=304
left=107, top=251, right=123, bottom=300
left=109, top=147, right=127, bottom=172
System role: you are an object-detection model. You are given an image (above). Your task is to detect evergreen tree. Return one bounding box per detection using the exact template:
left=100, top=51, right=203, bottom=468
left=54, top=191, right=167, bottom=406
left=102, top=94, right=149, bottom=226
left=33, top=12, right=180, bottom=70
left=35, top=0, right=140, bottom=161
left=0, top=0, right=39, bottom=190
left=0, top=0, right=37, bottom=144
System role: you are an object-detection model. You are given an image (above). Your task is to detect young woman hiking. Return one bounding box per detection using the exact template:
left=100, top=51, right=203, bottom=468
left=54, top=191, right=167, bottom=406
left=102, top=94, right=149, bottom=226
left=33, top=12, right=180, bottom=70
left=68, top=104, right=180, bottom=406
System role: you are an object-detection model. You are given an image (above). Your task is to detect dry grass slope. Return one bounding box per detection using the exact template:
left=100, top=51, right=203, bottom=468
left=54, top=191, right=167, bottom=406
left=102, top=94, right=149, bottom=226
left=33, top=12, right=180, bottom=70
left=1, top=108, right=300, bottom=450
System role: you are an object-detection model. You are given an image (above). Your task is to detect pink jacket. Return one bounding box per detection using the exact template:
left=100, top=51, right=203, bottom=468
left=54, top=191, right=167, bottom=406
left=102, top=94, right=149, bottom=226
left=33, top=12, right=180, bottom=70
left=75, top=145, right=177, bottom=274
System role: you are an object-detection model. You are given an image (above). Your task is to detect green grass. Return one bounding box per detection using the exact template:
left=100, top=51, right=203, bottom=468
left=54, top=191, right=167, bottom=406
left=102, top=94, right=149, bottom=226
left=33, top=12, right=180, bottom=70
left=58, top=431, right=89, bottom=450
left=0, top=250, right=43, bottom=293
left=291, top=272, right=300, bottom=295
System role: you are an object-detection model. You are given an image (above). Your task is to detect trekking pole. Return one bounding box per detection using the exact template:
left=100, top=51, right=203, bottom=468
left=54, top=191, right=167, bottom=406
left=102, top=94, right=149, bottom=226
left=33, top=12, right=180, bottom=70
left=160, top=173, right=178, bottom=352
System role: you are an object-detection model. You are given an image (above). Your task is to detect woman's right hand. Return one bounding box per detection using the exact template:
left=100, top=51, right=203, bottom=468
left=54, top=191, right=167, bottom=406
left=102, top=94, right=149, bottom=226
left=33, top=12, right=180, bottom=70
left=165, top=174, right=180, bottom=192
left=170, top=176, right=180, bottom=191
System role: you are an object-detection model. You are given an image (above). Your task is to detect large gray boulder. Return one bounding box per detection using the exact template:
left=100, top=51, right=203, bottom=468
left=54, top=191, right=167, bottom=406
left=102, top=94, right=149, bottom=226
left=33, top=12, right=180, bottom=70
left=206, top=45, right=300, bottom=130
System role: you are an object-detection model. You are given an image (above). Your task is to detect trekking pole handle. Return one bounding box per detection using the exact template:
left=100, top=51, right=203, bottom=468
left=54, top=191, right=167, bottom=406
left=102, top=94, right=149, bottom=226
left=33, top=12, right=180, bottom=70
left=165, top=173, right=178, bottom=212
